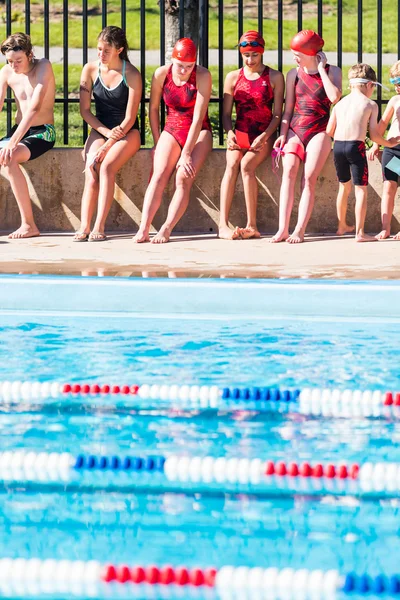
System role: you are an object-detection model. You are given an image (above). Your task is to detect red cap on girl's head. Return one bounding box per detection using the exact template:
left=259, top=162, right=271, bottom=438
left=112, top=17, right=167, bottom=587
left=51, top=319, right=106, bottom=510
left=171, top=38, right=197, bottom=62
left=290, top=30, right=324, bottom=56
left=238, top=30, right=265, bottom=54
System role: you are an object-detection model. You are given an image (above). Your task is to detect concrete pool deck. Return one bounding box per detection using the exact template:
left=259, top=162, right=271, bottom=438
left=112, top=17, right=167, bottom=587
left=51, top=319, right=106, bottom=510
left=0, top=232, right=399, bottom=279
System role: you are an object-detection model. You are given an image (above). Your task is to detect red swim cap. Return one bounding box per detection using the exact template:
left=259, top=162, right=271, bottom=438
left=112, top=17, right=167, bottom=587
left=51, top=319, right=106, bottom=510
left=171, top=38, right=197, bottom=62
left=290, top=30, right=324, bottom=56
left=238, top=30, right=265, bottom=54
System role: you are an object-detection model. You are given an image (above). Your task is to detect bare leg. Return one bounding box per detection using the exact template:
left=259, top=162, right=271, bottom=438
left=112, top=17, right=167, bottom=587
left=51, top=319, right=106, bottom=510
left=133, top=131, right=181, bottom=243
left=270, top=131, right=303, bottom=243
left=270, top=153, right=301, bottom=242
left=287, top=132, right=332, bottom=244
left=219, top=148, right=243, bottom=240
left=376, top=180, right=397, bottom=239
left=336, top=180, right=355, bottom=235
left=1, top=145, right=40, bottom=239
left=75, top=133, right=105, bottom=238
left=354, top=185, right=376, bottom=242
left=88, top=130, right=141, bottom=239
left=239, top=138, right=274, bottom=239
left=152, top=130, right=213, bottom=244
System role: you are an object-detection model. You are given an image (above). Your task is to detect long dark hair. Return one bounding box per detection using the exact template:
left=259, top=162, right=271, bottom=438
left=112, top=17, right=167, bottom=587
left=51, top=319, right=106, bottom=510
left=98, top=26, right=130, bottom=62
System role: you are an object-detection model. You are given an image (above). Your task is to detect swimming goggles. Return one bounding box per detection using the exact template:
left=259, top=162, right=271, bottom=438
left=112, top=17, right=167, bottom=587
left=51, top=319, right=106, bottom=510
left=1, top=45, right=23, bottom=53
left=349, top=77, right=389, bottom=90
left=390, top=76, right=400, bottom=85
left=238, top=41, right=264, bottom=48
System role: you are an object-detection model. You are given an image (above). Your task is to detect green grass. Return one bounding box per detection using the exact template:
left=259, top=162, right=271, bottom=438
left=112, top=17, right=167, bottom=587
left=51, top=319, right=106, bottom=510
left=0, top=62, right=397, bottom=148
left=0, top=0, right=399, bottom=53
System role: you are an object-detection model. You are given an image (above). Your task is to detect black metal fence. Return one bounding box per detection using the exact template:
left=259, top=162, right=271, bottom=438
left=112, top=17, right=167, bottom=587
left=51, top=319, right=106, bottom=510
left=2, top=0, right=398, bottom=146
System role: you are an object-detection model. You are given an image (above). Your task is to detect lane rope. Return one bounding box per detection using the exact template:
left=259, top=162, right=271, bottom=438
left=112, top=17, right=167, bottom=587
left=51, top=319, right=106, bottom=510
left=0, top=559, right=399, bottom=597
left=0, top=381, right=399, bottom=418
left=0, top=451, right=399, bottom=494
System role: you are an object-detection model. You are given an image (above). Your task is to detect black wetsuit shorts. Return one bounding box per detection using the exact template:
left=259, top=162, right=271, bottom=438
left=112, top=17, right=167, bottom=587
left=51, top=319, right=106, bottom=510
left=0, top=124, right=56, bottom=160
left=333, top=140, right=368, bottom=186
left=382, top=144, right=400, bottom=183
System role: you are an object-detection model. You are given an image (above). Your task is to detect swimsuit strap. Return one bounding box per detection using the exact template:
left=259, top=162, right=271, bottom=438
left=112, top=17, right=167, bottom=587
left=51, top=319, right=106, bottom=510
left=94, top=61, right=101, bottom=84
left=97, top=61, right=126, bottom=88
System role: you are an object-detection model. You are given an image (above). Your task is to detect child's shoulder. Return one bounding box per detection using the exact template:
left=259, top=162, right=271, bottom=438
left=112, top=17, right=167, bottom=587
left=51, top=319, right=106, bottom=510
left=388, top=93, right=400, bottom=107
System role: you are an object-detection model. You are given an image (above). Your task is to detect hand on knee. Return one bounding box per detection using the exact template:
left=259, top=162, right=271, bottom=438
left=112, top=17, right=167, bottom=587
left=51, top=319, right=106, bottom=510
left=175, top=170, right=192, bottom=189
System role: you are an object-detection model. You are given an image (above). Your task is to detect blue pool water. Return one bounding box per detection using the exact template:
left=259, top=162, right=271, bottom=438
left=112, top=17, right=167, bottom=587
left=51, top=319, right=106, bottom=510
left=0, top=276, right=400, bottom=593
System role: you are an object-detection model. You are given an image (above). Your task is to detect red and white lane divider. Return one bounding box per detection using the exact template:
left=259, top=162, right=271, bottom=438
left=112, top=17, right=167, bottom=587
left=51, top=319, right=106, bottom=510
left=0, top=451, right=400, bottom=494
left=0, top=381, right=221, bottom=407
left=0, top=381, right=400, bottom=418
left=2, top=560, right=397, bottom=598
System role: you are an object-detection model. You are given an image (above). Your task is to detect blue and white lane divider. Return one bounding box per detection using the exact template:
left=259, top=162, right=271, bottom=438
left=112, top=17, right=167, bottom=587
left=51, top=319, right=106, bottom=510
left=0, top=381, right=400, bottom=418
left=0, top=558, right=399, bottom=598
left=1, top=451, right=400, bottom=495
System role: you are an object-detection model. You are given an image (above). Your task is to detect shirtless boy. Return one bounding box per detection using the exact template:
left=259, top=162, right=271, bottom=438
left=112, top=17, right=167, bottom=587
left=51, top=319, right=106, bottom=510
left=0, top=33, right=56, bottom=238
left=326, top=63, right=400, bottom=242
left=368, top=60, right=400, bottom=240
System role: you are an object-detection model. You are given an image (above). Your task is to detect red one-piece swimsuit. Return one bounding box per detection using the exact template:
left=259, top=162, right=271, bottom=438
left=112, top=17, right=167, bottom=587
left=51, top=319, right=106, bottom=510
left=289, top=65, right=332, bottom=147
left=233, top=66, right=274, bottom=144
left=163, top=65, right=212, bottom=148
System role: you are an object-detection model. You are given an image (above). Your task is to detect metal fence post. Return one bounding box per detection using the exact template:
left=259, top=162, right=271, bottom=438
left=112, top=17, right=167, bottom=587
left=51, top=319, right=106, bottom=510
left=377, top=0, right=382, bottom=115
left=199, top=0, right=208, bottom=67
left=357, top=0, right=363, bottom=62
left=179, top=0, right=185, bottom=38
left=337, top=0, right=342, bottom=69
left=218, top=0, right=224, bottom=145
left=140, top=0, right=146, bottom=145
left=82, top=0, right=88, bottom=143
left=5, top=0, right=11, bottom=133
left=63, top=0, right=68, bottom=144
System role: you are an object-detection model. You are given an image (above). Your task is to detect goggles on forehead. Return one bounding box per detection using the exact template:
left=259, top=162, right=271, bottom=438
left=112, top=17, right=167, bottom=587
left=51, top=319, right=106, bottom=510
left=238, top=40, right=264, bottom=48
left=390, top=76, right=400, bottom=85
left=348, top=77, right=389, bottom=90
left=2, top=45, right=23, bottom=53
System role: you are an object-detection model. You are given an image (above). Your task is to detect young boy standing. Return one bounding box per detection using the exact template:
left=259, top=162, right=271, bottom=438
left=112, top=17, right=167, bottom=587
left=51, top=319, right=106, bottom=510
left=326, top=63, right=400, bottom=242
left=0, top=33, right=56, bottom=239
left=368, top=60, right=400, bottom=240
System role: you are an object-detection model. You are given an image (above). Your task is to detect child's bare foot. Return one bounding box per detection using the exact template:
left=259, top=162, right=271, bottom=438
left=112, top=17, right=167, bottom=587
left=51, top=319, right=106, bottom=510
left=375, top=229, right=391, bottom=240
left=8, top=225, right=40, bottom=239
left=287, top=230, right=304, bottom=244
left=151, top=225, right=171, bottom=244
left=394, top=231, right=400, bottom=240
left=336, top=224, right=355, bottom=235
left=218, top=225, right=241, bottom=240
left=355, top=232, right=377, bottom=242
left=133, top=230, right=150, bottom=243
left=270, top=229, right=289, bottom=243
left=239, top=226, right=261, bottom=239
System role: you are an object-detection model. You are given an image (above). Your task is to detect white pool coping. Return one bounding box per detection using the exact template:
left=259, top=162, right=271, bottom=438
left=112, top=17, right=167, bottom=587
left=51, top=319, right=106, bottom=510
left=1, top=276, right=400, bottom=321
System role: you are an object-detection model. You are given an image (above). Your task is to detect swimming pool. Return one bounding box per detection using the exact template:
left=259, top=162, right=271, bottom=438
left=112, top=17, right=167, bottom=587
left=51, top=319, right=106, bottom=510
left=0, top=276, right=399, bottom=598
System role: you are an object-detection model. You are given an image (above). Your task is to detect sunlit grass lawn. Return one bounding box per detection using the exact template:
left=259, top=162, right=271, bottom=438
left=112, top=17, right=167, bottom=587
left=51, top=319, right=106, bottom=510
left=0, top=62, right=397, bottom=147
left=1, top=0, right=399, bottom=53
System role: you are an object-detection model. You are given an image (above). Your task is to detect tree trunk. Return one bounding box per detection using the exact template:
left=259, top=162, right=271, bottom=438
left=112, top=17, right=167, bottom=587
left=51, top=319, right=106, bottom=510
left=164, top=0, right=199, bottom=63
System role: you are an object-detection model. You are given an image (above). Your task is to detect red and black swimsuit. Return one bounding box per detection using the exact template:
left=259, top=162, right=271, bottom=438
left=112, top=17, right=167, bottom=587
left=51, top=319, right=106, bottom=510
left=289, top=65, right=332, bottom=147
left=233, top=66, right=274, bottom=144
left=163, top=65, right=212, bottom=148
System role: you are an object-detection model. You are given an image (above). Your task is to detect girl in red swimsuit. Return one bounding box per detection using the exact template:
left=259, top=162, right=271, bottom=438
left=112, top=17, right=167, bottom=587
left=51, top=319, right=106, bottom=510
left=133, top=38, right=212, bottom=244
left=219, top=31, right=284, bottom=240
left=271, top=30, right=342, bottom=244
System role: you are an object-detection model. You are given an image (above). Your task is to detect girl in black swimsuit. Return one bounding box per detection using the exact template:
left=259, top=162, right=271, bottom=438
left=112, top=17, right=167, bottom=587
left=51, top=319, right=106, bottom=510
left=74, top=26, right=142, bottom=242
